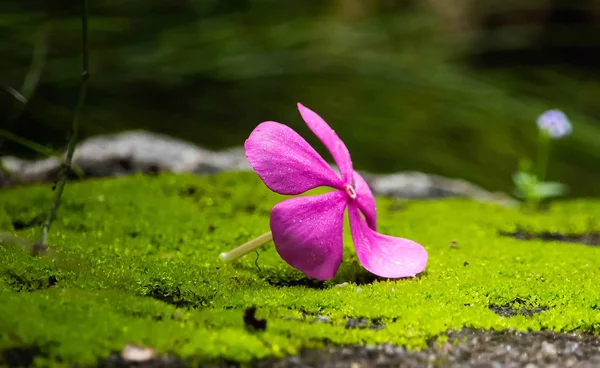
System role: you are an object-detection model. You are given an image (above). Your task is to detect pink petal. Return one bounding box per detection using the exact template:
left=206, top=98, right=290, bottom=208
left=348, top=202, right=427, bottom=278
left=297, top=103, right=354, bottom=184
left=353, top=171, right=377, bottom=230
left=245, top=121, right=344, bottom=195
left=270, top=190, right=348, bottom=280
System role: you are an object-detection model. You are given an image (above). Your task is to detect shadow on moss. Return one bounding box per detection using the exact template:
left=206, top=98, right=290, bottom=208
left=488, top=296, right=550, bottom=318
left=264, top=277, right=326, bottom=290
left=345, top=317, right=386, bottom=330
left=335, top=262, right=426, bottom=286
left=11, top=215, right=43, bottom=231
left=261, top=265, right=390, bottom=288
left=146, top=285, right=203, bottom=309
left=3, top=272, right=58, bottom=292
left=177, top=185, right=202, bottom=198
left=288, top=312, right=386, bottom=331
left=490, top=305, right=550, bottom=318
left=2, top=345, right=49, bottom=368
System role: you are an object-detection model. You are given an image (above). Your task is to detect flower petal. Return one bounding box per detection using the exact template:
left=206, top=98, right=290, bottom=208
left=270, top=190, right=348, bottom=280
left=353, top=171, right=377, bottom=230
left=245, top=121, right=344, bottom=195
left=348, top=203, right=427, bottom=278
left=297, top=103, right=354, bottom=184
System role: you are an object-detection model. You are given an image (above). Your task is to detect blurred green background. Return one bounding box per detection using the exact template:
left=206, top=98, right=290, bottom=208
left=1, top=0, right=600, bottom=196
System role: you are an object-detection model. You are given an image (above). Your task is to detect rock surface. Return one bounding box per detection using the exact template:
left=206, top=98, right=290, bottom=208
left=96, top=328, right=600, bottom=368
left=253, top=329, right=600, bottom=368
left=0, top=130, right=516, bottom=206
left=0, top=131, right=249, bottom=184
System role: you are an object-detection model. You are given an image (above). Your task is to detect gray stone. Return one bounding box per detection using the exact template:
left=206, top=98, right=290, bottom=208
left=363, top=171, right=517, bottom=206
left=0, top=130, right=250, bottom=186
left=0, top=130, right=517, bottom=206
left=541, top=341, right=558, bottom=356
left=314, top=315, right=330, bottom=324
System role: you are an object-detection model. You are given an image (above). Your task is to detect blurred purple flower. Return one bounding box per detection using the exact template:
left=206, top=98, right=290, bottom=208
left=537, top=109, right=572, bottom=139
left=244, top=103, right=428, bottom=280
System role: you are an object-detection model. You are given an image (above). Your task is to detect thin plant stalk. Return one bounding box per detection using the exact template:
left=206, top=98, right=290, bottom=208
left=0, top=128, right=85, bottom=179
left=0, top=26, right=48, bottom=125
left=0, top=128, right=56, bottom=157
left=536, top=129, right=550, bottom=183
left=0, top=27, right=48, bottom=175
left=1, top=84, right=27, bottom=104
left=39, top=0, right=89, bottom=247
left=220, top=232, right=273, bottom=262
left=19, top=27, right=49, bottom=104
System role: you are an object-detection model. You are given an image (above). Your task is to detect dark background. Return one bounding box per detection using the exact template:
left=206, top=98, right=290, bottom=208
left=1, top=0, right=600, bottom=196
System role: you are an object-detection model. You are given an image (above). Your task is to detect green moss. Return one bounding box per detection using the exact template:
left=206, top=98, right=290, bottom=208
left=1, top=172, right=599, bottom=366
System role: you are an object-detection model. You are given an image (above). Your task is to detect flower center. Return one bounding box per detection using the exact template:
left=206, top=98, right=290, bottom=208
left=345, top=183, right=357, bottom=200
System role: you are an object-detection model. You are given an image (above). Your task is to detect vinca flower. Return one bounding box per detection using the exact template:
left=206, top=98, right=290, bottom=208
left=243, top=103, right=428, bottom=280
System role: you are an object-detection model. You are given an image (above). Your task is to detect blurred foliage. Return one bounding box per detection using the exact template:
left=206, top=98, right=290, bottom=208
left=1, top=0, right=600, bottom=196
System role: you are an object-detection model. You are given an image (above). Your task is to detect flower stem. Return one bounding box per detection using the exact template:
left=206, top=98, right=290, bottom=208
left=39, top=0, right=89, bottom=247
left=220, top=231, right=273, bottom=262
left=536, top=129, right=551, bottom=182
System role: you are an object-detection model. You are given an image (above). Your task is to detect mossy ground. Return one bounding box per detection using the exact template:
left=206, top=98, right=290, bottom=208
left=1, top=172, right=599, bottom=367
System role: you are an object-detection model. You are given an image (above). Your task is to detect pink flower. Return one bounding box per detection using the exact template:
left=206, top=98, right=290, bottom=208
left=245, top=103, right=428, bottom=280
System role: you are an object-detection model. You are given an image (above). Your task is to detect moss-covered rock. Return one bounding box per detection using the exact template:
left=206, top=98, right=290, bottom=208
left=0, top=172, right=599, bottom=367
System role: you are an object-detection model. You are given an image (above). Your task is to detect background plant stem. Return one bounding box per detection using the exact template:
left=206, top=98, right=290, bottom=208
left=39, top=0, right=89, bottom=246
left=0, top=26, right=48, bottom=176
left=536, top=130, right=550, bottom=183
left=0, top=128, right=56, bottom=157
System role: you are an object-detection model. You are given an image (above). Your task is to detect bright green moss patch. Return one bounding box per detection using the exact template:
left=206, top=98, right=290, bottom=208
left=1, top=172, right=600, bottom=366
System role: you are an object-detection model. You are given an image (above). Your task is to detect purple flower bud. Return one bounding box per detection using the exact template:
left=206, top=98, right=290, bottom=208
left=537, top=109, right=572, bottom=139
